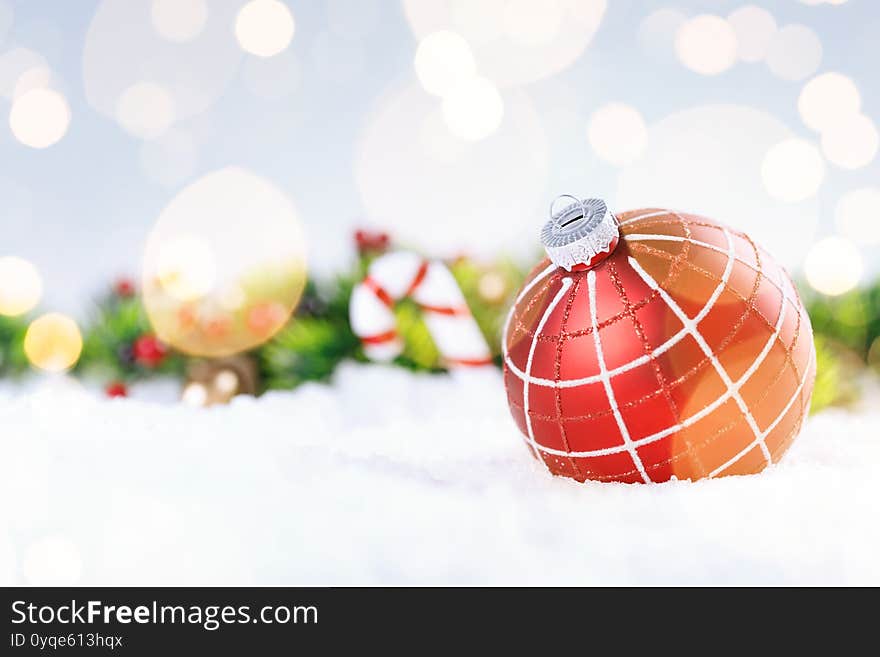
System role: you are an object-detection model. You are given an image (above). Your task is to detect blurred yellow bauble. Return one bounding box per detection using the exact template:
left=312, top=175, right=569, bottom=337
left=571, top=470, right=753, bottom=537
left=142, top=167, right=307, bottom=357
left=24, top=313, right=83, bottom=372
left=0, top=256, right=43, bottom=317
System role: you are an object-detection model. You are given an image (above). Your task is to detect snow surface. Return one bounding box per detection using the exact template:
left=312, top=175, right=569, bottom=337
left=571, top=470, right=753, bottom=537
left=1, top=363, right=878, bottom=586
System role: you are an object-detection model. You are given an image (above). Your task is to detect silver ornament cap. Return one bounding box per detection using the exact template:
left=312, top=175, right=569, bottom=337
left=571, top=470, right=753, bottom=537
left=540, top=195, right=620, bottom=272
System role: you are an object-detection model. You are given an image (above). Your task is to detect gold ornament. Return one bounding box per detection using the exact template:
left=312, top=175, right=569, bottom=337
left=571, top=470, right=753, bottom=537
left=142, top=168, right=307, bottom=358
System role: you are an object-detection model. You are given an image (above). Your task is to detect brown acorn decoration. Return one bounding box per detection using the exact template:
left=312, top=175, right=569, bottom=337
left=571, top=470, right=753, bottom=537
left=181, top=355, right=259, bottom=407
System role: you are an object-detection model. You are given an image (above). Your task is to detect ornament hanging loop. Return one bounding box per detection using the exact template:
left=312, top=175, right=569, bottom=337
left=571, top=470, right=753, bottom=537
left=548, top=194, right=586, bottom=224
left=541, top=195, right=620, bottom=272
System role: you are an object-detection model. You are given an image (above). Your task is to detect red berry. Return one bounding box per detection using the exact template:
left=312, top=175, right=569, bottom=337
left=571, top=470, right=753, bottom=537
left=114, top=278, right=136, bottom=298
left=133, top=334, right=168, bottom=368
left=354, top=229, right=391, bottom=254
left=105, top=382, right=128, bottom=398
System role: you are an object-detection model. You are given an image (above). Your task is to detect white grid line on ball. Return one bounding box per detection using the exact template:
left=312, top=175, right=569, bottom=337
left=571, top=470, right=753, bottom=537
left=709, top=346, right=814, bottom=478
left=587, top=269, right=652, bottom=483
left=628, top=254, right=772, bottom=466
left=503, top=212, right=807, bottom=468
left=503, top=231, right=801, bottom=388
left=521, top=277, right=573, bottom=463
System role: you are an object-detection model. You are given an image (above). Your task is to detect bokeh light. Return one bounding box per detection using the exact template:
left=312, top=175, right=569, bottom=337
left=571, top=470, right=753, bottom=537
left=355, top=83, right=547, bottom=259
left=441, top=76, right=504, bottom=141
left=502, top=0, right=562, bottom=46
left=151, top=0, right=207, bottom=43
left=805, top=236, right=863, bottom=296
left=83, top=0, right=243, bottom=129
left=22, top=536, right=82, bottom=586
left=835, top=188, right=880, bottom=244
left=12, top=66, right=53, bottom=100
left=617, top=105, right=821, bottom=270
left=0, top=47, right=47, bottom=99
left=761, top=138, right=825, bottom=203
left=674, top=15, right=737, bottom=76
left=798, top=72, right=861, bottom=133
left=0, top=256, right=43, bottom=317
left=24, top=313, right=84, bottom=372
left=637, top=8, right=687, bottom=60
left=727, top=5, right=777, bottom=63
left=588, top=102, right=647, bottom=166
left=820, top=113, right=879, bottom=169
left=142, top=167, right=307, bottom=357
left=115, top=81, right=175, bottom=140
left=156, top=236, right=217, bottom=302
left=414, top=31, right=476, bottom=98
left=766, top=24, right=822, bottom=81
left=402, top=0, right=606, bottom=87
left=235, top=0, right=295, bottom=58
left=9, top=88, right=70, bottom=148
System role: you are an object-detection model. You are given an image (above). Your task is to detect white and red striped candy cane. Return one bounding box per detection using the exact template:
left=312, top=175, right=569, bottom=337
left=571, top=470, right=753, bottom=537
left=349, top=251, right=492, bottom=367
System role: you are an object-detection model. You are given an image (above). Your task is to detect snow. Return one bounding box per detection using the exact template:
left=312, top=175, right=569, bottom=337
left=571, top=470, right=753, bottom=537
left=1, top=363, right=878, bottom=585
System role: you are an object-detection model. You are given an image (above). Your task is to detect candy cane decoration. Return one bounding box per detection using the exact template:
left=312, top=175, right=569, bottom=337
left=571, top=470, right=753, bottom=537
left=350, top=251, right=492, bottom=367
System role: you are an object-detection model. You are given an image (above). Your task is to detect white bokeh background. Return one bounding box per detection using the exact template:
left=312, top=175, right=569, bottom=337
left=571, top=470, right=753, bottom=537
left=0, top=0, right=876, bottom=316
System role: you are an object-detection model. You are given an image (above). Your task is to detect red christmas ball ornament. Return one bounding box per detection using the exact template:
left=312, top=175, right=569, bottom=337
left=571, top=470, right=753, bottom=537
left=502, top=197, right=816, bottom=483
left=105, top=381, right=129, bottom=398
left=133, top=334, right=168, bottom=368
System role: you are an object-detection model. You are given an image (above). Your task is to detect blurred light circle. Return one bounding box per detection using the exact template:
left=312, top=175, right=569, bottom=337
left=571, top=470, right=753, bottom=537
left=805, top=236, right=862, bottom=296
left=235, top=0, right=295, bottom=58
left=84, top=0, right=243, bottom=129
left=761, top=138, right=825, bottom=203
left=727, top=5, right=777, bottom=63
left=450, top=0, right=504, bottom=44
left=182, top=381, right=209, bottom=406
left=441, top=76, right=504, bottom=141
left=0, top=47, right=47, bottom=99
left=12, top=66, right=52, bottom=99
left=402, top=0, right=606, bottom=87
left=242, top=47, right=300, bottom=100
left=142, top=167, right=307, bottom=357
left=24, top=313, right=83, bottom=372
left=9, top=88, right=70, bottom=149
left=588, top=103, right=647, bottom=166
left=766, top=24, right=822, bottom=81
left=674, top=15, right=737, bottom=75
left=820, top=113, right=879, bottom=169
left=115, top=81, right=175, bottom=140
left=355, top=84, right=548, bottom=259
left=414, top=30, right=476, bottom=98
left=617, top=105, right=821, bottom=269
left=151, top=0, right=207, bottom=43
left=637, top=8, right=687, bottom=59
left=798, top=72, right=861, bottom=133
left=156, top=236, right=217, bottom=302
left=140, top=129, right=198, bottom=188
left=503, top=0, right=562, bottom=47
left=23, top=536, right=82, bottom=586
left=835, top=188, right=880, bottom=244
left=0, top=256, right=42, bottom=317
